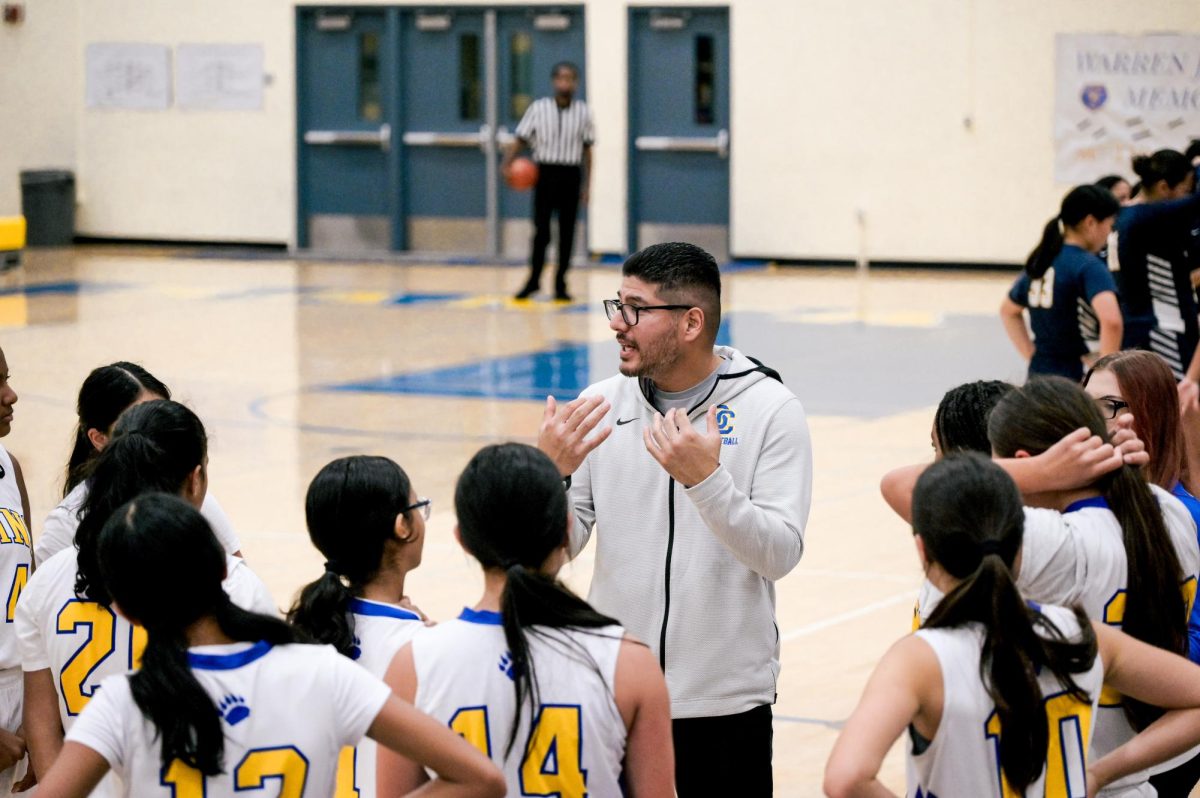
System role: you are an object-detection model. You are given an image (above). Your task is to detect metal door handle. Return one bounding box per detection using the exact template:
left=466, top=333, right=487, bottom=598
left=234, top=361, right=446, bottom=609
left=496, top=125, right=516, bottom=147
left=304, top=124, right=391, bottom=152
left=635, top=129, right=730, bottom=159
left=402, top=130, right=487, bottom=148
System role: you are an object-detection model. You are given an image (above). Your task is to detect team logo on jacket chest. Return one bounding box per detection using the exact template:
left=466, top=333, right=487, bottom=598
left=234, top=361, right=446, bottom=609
left=716, top=404, right=738, bottom=446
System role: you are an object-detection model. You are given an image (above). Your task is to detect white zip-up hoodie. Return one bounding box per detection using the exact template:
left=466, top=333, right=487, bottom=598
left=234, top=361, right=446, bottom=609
left=569, top=345, right=813, bottom=718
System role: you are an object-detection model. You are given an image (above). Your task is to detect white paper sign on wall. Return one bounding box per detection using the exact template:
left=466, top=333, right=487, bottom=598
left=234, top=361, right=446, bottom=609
left=85, top=43, right=172, bottom=110
left=1055, top=33, right=1200, bottom=184
left=176, top=44, right=265, bottom=111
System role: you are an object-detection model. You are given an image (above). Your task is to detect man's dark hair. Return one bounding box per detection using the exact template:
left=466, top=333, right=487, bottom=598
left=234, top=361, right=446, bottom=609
left=552, top=61, right=579, bottom=79
left=622, top=242, right=722, bottom=344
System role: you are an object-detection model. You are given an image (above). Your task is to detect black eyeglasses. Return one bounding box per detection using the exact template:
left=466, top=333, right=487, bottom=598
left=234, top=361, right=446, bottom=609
left=603, top=299, right=693, bottom=326
left=402, top=497, right=432, bottom=521
left=1096, top=397, right=1129, bottom=420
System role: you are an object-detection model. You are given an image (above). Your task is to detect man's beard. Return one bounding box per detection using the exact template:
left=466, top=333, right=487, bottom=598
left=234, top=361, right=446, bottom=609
left=618, top=334, right=683, bottom=381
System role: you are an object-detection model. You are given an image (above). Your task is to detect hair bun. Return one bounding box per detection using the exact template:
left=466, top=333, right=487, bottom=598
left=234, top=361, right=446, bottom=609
left=1131, top=155, right=1153, bottom=179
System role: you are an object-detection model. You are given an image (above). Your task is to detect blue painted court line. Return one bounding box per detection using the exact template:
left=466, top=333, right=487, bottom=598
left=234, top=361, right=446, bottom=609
left=0, top=280, right=127, bottom=297
left=388, top=292, right=465, bottom=306
left=328, top=342, right=592, bottom=403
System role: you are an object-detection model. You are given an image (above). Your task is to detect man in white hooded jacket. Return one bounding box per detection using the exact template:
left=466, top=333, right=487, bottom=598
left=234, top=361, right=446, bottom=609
left=538, top=241, right=813, bottom=796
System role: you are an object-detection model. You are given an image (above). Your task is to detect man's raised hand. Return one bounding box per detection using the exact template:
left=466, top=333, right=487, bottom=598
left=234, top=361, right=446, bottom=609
left=537, top=394, right=612, bottom=477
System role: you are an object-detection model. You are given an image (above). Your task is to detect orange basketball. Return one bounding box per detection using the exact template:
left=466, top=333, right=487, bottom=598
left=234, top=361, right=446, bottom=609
left=506, top=157, right=539, bottom=191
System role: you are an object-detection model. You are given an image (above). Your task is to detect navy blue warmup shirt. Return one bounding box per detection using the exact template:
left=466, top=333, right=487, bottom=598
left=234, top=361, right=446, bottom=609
left=1111, top=192, right=1200, bottom=377
left=1009, top=244, right=1117, bottom=380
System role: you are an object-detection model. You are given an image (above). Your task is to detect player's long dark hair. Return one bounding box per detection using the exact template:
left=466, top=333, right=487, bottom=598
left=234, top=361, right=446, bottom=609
left=1025, top=185, right=1119, bottom=279
left=288, top=456, right=418, bottom=656
left=917, top=453, right=1097, bottom=793
left=1132, top=149, right=1193, bottom=195
left=933, top=380, right=1014, bottom=456
left=98, top=493, right=298, bottom=775
left=65, top=362, right=170, bottom=497
left=990, top=377, right=1186, bottom=730
left=74, top=400, right=206, bottom=605
left=455, top=443, right=623, bottom=758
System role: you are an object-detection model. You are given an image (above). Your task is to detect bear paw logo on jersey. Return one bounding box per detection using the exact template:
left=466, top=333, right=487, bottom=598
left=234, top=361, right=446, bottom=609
left=498, top=652, right=515, bottom=681
left=218, top=695, right=251, bottom=726
left=349, top=636, right=363, bottom=661
left=1081, top=84, right=1107, bottom=110
left=715, top=404, right=738, bottom=446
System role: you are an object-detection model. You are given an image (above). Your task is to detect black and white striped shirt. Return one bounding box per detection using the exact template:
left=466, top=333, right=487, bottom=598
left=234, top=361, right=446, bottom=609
left=515, top=97, right=594, bottom=166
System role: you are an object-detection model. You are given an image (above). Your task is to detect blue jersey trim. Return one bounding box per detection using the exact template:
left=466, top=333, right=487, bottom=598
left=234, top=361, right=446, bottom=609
left=188, top=640, right=273, bottom=670
left=458, top=607, right=503, bottom=626
left=349, top=598, right=421, bottom=622
left=1064, top=496, right=1109, bottom=514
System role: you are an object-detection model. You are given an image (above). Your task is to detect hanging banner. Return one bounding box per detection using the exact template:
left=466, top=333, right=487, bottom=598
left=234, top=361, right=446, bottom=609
left=1055, top=33, right=1200, bottom=184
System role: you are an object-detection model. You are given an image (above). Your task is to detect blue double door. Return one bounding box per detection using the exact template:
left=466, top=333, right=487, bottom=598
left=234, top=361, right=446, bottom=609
left=297, top=6, right=586, bottom=255
left=629, top=8, right=730, bottom=261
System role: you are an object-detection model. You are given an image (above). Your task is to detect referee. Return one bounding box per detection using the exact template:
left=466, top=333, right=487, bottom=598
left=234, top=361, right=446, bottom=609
left=504, top=61, right=593, bottom=302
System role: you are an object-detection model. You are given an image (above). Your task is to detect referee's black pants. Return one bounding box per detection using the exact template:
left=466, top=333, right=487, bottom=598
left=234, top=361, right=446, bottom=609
left=524, top=163, right=581, bottom=295
left=671, top=704, right=773, bottom=796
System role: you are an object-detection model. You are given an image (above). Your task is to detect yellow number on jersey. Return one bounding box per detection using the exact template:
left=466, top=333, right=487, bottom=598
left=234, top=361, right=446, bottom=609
left=1098, top=579, right=1194, bottom=707
left=161, top=759, right=205, bottom=798
left=335, top=745, right=360, bottom=798
left=1028, top=268, right=1056, bottom=309
left=56, top=601, right=148, bottom=716
left=164, top=747, right=310, bottom=797
left=235, top=747, right=309, bottom=797
left=57, top=600, right=117, bottom=716
left=6, top=563, right=27, bottom=622
left=450, top=706, right=492, bottom=757
left=985, top=691, right=1090, bottom=798
left=520, top=705, right=586, bottom=798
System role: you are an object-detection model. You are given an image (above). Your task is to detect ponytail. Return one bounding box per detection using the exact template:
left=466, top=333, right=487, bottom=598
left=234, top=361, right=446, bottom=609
left=925, top=557, right=1095, bottom=791
left=456, top=444, right=624, bottom=758
left=915, top=453, right=1097, bottom=793
left=1102, top=467, right=1186, bottom=728
left=287, top=456, right=417, bottom=658
left=499, top=563, right=618, bottom=757
left=1026, top=185, right=1120, bottom=279
left=100, top=493, right=300, bottom=775
left=288, top=569, right=355, bottom=657
left=1025, top=217, right=1064, bottom=279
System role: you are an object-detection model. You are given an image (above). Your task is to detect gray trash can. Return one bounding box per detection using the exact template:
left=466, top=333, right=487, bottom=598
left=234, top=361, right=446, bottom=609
left=20, top=169, right=75, bottom=246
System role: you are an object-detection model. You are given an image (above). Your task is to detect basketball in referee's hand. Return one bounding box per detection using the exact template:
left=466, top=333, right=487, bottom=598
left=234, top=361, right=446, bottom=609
left=506, top=157, right=539, bottom=191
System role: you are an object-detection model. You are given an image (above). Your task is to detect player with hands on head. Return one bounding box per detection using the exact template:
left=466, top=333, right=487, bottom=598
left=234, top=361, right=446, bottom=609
left=34, top=493, right=505, bottom=798
left=826, top=453, right=1200, bottom=798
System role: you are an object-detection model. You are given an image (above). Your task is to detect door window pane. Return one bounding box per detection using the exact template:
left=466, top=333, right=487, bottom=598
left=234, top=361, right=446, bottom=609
left=460, top=33, right=482, bottom=121
left=695, top=34, right=715, bottom=125
left=509, top=31, right=533, bottom=120
left=359, top=32, right=382, bottom=121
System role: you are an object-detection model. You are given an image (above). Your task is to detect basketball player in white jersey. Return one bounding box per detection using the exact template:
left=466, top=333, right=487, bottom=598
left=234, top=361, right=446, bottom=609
left=883, top=378, right=1200, bottom=796
left=0, top=348, right=34, bottom=794
left=17, top=401, right=274, bottom=794
left=288, top=456, right=428, bottom=797
left=39, top=361, right=241, bottom=564
left=826, top=454, right=1200, bottom=798
left=379, top=444, right=673, bottom=798
left=32, top=492, right=505, bottom=798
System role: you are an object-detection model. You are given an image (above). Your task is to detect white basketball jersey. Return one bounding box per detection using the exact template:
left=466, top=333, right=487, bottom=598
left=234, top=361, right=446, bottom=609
left=15, top=547, right=280, bottom=732
left=38, top=482, right=242, bottom=565
left=335, top=598, right=423, bottom=798
left=0, top=445, right=31, bottom=672
left=65, top=642, right=391, bottom=798
left=907, top=604, right=1104, bottom=798
left=412, top=609, right=627, bottom=798
left=915, top=488, right=1200, bottom=796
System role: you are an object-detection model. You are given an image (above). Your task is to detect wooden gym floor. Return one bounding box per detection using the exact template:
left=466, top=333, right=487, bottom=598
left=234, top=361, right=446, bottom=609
left=1, top=246, right=1028, bottom=795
